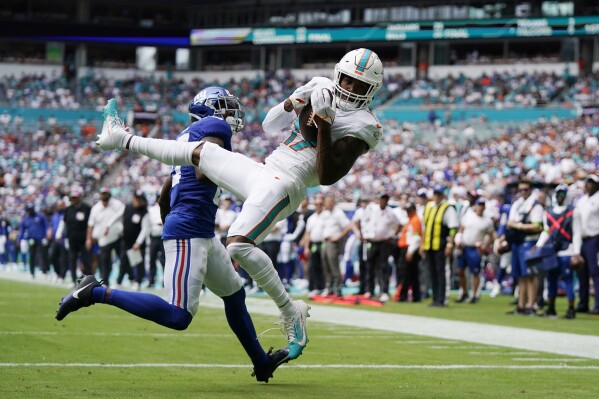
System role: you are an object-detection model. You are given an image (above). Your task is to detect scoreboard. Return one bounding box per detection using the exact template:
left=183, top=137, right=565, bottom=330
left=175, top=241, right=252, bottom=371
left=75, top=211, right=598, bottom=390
left=190, top=16, right=599, bottom=46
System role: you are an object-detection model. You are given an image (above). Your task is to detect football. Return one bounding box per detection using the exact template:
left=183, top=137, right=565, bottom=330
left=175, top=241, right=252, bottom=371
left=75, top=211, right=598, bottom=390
left=298, top=101, right=319, bottom=143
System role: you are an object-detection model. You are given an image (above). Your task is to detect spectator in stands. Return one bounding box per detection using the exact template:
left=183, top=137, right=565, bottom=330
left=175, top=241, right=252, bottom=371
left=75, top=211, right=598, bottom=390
left=505, top=180, right=544, bottom=315
left=455, top=198, right=495, bottom=304
left=18, top=203, right=48, bottom=278
left=395, top=202, right=422, bottom=302
left=571, top=174, right=599, bottom=314
left=116, top=190, right=149, bottom=290
left=87, top=187, right=125, bottom=286
left=320, top=195, right=352, bottom=297
left=60, top=187, right=92, bottom=281
left=421, top=185, right=459, bottom=307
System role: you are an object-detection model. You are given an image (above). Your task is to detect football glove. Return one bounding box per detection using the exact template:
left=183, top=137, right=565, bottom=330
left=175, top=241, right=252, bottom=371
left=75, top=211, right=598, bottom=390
left=310, top=85, right=336, bottom=126
left=288, top=77, right=331, bottom=110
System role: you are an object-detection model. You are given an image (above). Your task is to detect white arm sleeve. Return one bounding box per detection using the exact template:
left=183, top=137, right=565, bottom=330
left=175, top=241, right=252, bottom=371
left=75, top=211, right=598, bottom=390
left=136, top=214, right=150, bottom=246
left=262, top=102, right=296, bottom=134
left=572, top=208, right=582, bottom=255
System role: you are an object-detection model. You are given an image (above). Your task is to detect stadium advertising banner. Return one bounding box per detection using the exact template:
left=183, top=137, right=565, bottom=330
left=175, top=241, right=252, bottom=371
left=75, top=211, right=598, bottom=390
left=190, top=16, right=599, bottom=45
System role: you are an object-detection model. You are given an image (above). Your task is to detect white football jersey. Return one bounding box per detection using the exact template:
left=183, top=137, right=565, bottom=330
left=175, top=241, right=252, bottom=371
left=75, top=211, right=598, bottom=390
left=264, top=104, right=382, bottom=188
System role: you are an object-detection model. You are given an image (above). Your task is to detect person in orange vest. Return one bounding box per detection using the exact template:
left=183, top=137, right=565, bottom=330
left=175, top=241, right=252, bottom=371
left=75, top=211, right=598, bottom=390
left=395, top=202, right=422, bottom=302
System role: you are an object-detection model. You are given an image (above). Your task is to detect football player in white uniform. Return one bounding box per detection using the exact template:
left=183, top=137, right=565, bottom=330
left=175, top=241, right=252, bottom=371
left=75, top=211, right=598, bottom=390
left=96, top=48, right=384, bottom=360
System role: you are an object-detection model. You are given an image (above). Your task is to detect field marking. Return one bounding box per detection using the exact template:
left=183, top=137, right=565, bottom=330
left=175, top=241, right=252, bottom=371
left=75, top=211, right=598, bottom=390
left=1, top=363, right=598, bottom=370
left=233, top=297, right=599, bottom=360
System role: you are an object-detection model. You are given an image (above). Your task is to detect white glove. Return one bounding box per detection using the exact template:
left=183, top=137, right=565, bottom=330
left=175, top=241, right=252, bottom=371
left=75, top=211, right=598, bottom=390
left=310, top=85, right=336, bottom=125
left=288, top=77, right=332, bottom=110
left=96, top=99, right=131, bottom=151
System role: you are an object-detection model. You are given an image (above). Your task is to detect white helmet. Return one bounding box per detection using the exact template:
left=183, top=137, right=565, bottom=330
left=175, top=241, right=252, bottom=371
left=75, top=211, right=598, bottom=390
left=333, top=48, right=383, bottom=111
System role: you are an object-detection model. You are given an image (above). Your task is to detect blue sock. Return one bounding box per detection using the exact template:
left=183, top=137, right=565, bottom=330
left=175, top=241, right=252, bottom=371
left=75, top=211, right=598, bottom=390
left=222, top=288, right=268, bottom=369
left=92, top=287, right=192, bottom=330
left=91, top=286, right=108, bottom=303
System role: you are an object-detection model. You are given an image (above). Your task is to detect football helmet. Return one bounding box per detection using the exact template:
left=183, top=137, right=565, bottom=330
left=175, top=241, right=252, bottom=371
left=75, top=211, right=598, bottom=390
left=188, top=86, right=245, bottom=133
left=333, top=48, right=383, bottom=111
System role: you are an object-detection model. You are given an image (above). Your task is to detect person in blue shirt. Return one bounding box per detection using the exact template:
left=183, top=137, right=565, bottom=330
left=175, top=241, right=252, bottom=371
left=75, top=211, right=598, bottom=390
left=18, top=203, right=48, bottom=278
left=48, top=200, right=67, bottom=282
left=56, top=88, right=289, bottom=383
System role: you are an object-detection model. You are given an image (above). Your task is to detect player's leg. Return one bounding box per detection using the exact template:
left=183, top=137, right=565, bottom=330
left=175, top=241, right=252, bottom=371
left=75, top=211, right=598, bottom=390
left=203, top=238, right=273, bottom=369
left=56, top=238, right=194, bottom=329
left=224, top=178, right=310, bottom=359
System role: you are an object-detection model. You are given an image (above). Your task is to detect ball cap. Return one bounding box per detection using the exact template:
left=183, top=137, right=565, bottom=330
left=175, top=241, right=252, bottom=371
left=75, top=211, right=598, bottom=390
left=70, top=187, right=83, bottom=197
left=587, top=174, right=599, bottom=184
left=474, top=198, right=486, bottom=206
left=417, top=188, right=428, bottom=197
left=432, top=184, right=445, bottom=194
left=99, top=187, right=111, bottom=195
left=378, top=191, right=390, bottom=199
left=25, top=202, right=35, bottom=210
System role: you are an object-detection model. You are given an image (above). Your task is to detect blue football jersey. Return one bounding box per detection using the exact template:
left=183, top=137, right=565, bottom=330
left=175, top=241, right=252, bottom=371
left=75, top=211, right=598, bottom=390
left=162, top=117, right=232, bottom=239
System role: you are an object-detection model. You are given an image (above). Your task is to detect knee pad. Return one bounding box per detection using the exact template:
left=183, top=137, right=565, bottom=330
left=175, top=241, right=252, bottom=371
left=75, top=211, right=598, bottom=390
left=227, top=242, right=253, bottom=264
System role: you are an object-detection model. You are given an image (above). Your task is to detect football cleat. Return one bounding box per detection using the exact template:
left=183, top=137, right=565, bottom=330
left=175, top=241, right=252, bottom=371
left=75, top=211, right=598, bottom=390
left=252, top=346, right=290, bottom=383
left=56, top=275, right=104, bottom=321
left=281, top=300, right=310, bottom=360
left=96, top=99, right=130, bottom=151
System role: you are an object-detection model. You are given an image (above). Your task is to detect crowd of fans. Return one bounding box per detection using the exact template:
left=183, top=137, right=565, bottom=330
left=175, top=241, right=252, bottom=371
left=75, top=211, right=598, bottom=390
left=1, top=70, right=598, bottom=316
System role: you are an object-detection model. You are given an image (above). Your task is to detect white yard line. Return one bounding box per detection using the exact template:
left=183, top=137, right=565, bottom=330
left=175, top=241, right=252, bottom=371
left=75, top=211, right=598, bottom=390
left=235, top=297, right=599, bottom=360
left=1, top=363, right=599, bottom=370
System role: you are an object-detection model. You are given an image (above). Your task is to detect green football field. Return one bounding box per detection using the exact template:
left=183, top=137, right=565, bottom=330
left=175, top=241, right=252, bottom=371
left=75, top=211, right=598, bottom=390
left=1, top=278, right=598, bottom=399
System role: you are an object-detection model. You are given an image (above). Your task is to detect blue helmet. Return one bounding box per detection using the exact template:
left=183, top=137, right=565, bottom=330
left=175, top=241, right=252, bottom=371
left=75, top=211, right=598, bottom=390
left=188, top=86, right=245, bottom=133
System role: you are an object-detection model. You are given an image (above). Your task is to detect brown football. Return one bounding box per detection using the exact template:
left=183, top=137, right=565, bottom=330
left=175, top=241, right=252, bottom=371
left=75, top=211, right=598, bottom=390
left=298, top=101, right=319, bottom=143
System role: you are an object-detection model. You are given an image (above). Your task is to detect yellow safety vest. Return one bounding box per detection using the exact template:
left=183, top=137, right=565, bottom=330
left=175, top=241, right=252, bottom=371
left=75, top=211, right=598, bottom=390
left=423, top=201, right=451, bottom=251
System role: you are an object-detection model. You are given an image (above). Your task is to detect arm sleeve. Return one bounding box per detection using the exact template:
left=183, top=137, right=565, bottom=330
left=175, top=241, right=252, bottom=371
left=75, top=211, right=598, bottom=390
left=262, top=102, right=296, bottom=133
left=55, top=218, right=65, bottom=238
left=135, top=214, right=150, bottom=246
left=572, top=207, right=582, bottom=255
left=285, top=216, right=306, bottom=242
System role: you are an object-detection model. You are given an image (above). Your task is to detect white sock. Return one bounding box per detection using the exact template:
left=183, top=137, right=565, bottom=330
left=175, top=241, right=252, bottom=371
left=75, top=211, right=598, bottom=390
left=128, top=136, right=200, bottom=166
left=227, top=242, right=295, bottom=317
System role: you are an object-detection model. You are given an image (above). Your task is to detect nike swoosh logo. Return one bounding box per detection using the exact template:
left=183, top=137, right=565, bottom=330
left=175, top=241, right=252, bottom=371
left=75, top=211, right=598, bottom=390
left=73, top=282, right=94, bottom=299
left=293, top=315, right=307, bottom=346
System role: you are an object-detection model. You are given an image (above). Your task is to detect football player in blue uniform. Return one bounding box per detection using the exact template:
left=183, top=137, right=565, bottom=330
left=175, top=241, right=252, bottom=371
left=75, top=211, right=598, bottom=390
left=56, top=87, right=289, bottom=383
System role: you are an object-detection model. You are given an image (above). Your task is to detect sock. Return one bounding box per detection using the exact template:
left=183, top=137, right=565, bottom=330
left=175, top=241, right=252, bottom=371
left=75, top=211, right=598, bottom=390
left=228, top=242, right=295, bottom=317
left=222, top=288, right=268, bottom=369
left=94, top=288, right=192, bottom=330
left=128, top=136, right=200, bottom=166
left=91, top=286, right=108, bottom=303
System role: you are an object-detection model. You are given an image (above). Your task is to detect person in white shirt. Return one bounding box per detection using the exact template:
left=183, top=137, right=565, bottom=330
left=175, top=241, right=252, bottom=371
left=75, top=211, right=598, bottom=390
left=147, top=194, right=165, bottom=288
left=302, top=197, right=326, bottom=295
left=320, top=195, right=352, bottom=297
left=360, top=192, right=400, bottom=302
left=351, top=198, right=369, bottom=295
left=86, top=187, right=125, bottom=286
left=571, top=174, right=599, bottom=314
left=455, top=198, right=495, bottom=303
left=505, top=180, right=544, bottom=315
